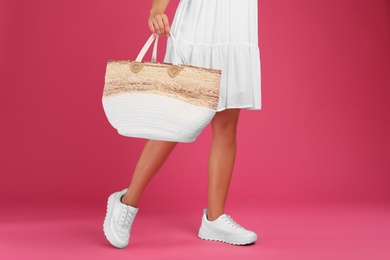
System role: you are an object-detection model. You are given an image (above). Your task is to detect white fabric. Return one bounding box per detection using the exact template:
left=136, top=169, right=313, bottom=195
left=164, top=0, right=262, bottom=111
left=103, top=94, right=216, bottom=142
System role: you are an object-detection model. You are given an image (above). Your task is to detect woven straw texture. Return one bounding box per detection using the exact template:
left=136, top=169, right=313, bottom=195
left=103, top=61, right=221, bottom=110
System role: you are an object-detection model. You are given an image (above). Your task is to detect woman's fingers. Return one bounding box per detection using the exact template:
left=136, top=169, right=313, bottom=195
left=149, top=22, right=156, bottom=35
left=148, top=13, right=170, bottom=36
left=152, top=14, right=169, bottom=35
left=161, top=14, right=170, bottom=35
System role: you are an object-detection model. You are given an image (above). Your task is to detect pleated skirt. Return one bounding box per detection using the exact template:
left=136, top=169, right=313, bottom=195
left=164, top=0, right=261, bottom=111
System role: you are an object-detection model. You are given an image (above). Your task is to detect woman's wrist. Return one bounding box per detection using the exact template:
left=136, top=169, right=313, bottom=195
left=150, top=0, right=170, bottom=16
left=149, top=0, right=171, bottom=36
left=150, top=9, right=164, bottom=16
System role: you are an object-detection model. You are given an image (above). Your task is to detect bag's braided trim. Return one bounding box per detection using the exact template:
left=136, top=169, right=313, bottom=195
left=103, top=61, right=221, bottom=110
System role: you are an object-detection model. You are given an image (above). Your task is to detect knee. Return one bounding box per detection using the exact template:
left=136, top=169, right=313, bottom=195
left=211, top=120, right=238, bottom=141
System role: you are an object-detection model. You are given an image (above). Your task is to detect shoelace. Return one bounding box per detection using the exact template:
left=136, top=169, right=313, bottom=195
left=223, top=215, right=243, bottom=230
left=119, top=206, right=135, bottom=229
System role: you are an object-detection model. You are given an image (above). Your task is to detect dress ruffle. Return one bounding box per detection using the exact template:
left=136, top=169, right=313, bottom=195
left=164, top=0, right=261, bottom=111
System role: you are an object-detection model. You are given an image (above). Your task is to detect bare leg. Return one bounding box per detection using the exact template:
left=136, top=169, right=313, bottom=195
left=121, top=140, right=177, bottom=207
left=207, top=109, right=241, bottom=221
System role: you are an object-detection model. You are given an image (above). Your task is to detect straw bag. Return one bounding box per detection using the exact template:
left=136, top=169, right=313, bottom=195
left=102, top=34, right=221, bottom=142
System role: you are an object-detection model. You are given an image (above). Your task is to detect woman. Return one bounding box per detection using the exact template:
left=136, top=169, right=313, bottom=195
left=103, top=0, right=261, bottom=248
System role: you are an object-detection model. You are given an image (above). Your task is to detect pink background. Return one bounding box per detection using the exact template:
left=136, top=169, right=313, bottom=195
left=1, top=0, right=390, bottom=259
left=1, top=0, right=389, bottom=206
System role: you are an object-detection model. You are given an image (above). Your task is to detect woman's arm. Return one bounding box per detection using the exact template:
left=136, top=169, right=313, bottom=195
left=149, top=0, right=171, bottom=36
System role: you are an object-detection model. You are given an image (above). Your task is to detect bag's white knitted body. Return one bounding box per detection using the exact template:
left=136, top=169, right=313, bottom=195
left=103, top=93, right=215, bottom=142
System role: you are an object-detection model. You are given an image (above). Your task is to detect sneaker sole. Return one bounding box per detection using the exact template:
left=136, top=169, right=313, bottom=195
left=198, top=230, right=257, bottom=246
left=103, top=194, right=127, bottom=249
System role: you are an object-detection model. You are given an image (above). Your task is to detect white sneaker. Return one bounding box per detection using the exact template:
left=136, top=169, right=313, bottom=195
left=198, top=209, right=257, bottom=245
left=103, top=189, right=138, bottom=248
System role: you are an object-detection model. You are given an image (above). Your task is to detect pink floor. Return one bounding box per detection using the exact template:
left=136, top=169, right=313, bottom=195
left=1, top=204, right=390, bottom=260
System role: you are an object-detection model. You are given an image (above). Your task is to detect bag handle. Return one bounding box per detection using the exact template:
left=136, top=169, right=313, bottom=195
left=169, top=33, right=189, bottom=65
left=135, top=33, right=188, bottom=65
left=135, top=34, right=158, bottom=62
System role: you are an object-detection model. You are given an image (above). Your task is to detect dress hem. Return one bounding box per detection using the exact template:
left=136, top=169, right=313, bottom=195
left=217, top=106, right=262, bottom=112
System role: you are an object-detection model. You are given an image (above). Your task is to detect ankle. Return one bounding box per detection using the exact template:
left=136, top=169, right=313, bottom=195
left=207, top=211, right=224, bottom=221
left=120, top=195, right=138, bottom=208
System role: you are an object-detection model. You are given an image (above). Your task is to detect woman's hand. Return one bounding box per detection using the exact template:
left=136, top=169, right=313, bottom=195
left=149, top=12, right=170, bottom=36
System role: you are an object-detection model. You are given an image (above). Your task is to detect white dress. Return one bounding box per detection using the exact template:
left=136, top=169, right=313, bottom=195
left=164, top=0, right=261, bottom=111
